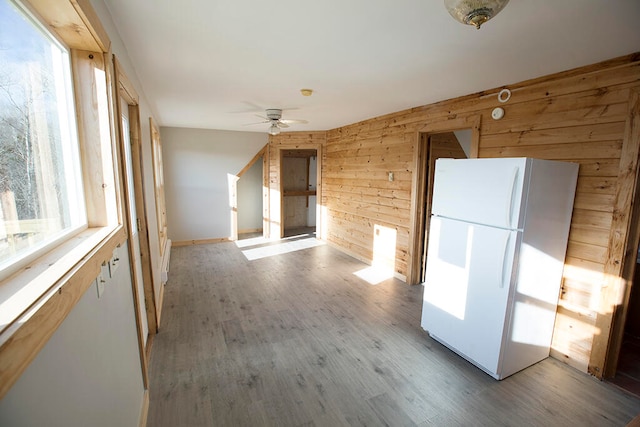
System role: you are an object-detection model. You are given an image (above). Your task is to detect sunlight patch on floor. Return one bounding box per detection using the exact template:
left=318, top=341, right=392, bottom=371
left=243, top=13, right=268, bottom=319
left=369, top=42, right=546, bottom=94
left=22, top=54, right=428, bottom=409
left=353, top=265, right=395, bottom=285
left=239, top=235, right=324, bottom=260
left=235, top=236, right=271, bottom=249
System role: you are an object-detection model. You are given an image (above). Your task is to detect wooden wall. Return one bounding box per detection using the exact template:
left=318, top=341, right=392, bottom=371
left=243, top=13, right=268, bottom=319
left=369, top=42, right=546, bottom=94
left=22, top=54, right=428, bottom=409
left=272, top=54, right=640, bottom=376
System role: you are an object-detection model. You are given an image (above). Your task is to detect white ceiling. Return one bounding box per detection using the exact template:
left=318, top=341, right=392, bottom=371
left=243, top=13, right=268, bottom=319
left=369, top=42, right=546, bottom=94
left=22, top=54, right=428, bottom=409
left=103, top=0, right=640, bottom=133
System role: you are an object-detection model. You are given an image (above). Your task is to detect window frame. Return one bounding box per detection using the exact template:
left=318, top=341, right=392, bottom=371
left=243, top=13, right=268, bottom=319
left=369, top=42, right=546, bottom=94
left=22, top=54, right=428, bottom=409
left=0, top=0, right=89, bottom=282
left=149, top=117, right=168, bottom=257
left=0, top=0, right=126, bottom=400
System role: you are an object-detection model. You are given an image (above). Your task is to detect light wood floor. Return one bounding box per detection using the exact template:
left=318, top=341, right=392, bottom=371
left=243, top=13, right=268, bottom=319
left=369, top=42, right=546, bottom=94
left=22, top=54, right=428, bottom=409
left=147, top=236, right=640, bottom=426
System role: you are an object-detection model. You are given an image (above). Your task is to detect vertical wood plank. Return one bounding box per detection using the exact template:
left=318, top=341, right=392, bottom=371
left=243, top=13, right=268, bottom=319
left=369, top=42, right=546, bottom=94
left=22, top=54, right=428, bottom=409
left=263, top=145, right=270, bottom=238
left=113, top=56, right=158, bottom=337
left=589, top=88, right=640, bottom=377
left=111, top=55, right=150, bottom=389
left=72, top=49, right=111, bottom=227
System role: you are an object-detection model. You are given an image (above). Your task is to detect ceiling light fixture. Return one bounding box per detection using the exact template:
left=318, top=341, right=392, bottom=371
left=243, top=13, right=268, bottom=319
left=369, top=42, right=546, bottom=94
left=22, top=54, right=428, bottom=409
left=268, top=123, right=281, bottom=136
left=444, top=0, right=509, bottom=29
left=300, top=88, right=313, bottom=97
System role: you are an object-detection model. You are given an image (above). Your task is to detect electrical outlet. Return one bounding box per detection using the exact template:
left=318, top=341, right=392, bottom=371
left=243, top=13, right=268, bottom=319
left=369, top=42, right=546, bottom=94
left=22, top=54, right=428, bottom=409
left=96, top=276, right=105, bottom=298
left=110, top=247, right=120, bottom=276
left=101, top=260, right=111, bottom=280
left=96, top=259, right=110, bottom=298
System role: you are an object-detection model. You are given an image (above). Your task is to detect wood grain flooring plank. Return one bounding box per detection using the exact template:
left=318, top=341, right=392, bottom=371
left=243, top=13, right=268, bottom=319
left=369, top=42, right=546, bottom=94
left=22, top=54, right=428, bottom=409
left=367, top=393, right=417, bottom=427
left=147, top=238, right=640, bottom=427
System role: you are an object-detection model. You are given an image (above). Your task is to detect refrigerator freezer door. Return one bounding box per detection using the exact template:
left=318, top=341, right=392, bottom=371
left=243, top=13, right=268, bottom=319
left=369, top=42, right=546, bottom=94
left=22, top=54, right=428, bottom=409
left=431, top=158, right=528, bottom=230
left=421, top=217, right=519, bottom=378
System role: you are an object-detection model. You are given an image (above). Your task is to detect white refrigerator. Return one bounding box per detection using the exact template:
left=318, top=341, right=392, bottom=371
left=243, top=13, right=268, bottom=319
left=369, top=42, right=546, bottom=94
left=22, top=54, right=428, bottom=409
left=421, top=157, right=578, bottom=380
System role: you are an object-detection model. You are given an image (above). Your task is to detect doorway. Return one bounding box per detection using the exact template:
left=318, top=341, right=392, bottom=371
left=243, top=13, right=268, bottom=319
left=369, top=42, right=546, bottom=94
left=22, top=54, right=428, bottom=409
left=120, top=97, right=150, bottom=343
left=407, top=116, right=480, bottom=286
left=609, top=173, right=640, bottom=395
left=113, top=57, right=157, bottom=388
left=611, top=262, right=640, bottom=396
left=281, top=149, right=317, bottom=238
left=416, top=131, right=469, bottom=282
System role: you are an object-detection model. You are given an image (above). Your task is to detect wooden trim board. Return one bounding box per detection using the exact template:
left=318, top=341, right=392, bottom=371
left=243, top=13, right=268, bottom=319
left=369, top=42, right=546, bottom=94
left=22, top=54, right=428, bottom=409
left=138, top=389, right=149, bottom=427
left=590, top=88, right=640, bottom=377
left=173, top=237, right=231, bottom=247
left=112, top=55, right=152, bottom=388
left=238, top=228, right=263, bottom=234
left=237, top=144, right=267, bottom=177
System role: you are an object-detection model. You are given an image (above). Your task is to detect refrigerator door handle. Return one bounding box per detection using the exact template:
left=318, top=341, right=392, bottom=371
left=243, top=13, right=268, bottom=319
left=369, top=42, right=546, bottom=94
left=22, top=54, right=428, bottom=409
left=498, top=232, right=511, bottom=289
left=506, top=167, right=518, bottom=228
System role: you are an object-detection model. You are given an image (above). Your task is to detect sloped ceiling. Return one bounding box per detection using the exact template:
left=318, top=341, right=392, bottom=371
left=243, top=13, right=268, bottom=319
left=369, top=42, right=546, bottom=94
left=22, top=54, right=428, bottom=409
left=103, top=0, right=640, bottom=133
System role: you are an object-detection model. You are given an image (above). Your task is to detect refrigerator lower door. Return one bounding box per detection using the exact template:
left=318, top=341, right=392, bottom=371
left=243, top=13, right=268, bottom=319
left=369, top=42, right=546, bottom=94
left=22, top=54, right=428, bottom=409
left=421, top=217, right=519, bottom=378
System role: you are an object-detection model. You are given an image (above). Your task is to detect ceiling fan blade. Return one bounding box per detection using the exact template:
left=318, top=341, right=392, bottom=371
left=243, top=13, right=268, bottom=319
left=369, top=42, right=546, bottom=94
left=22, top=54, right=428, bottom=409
left=243, top=120, right=270, bottom=126
left=227, top=102, right=266, bottom=114
left=280, top=119, right=308, bottom=125
left=277, top=121, right=290, bottom=128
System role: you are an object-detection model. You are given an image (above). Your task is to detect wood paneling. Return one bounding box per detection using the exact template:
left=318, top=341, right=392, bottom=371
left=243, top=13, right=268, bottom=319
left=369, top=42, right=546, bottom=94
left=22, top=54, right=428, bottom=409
left=315, top=54, right=640, bottom=376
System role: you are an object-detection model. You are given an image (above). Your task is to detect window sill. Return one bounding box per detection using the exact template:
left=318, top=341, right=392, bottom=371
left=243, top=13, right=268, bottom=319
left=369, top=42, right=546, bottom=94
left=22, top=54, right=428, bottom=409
left=0, top=225, right=127, bottom=398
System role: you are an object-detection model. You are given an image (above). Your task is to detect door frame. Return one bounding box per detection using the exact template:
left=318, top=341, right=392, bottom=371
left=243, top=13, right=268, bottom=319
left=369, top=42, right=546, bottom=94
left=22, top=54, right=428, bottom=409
left=280, top=149, right=318, bottom=236
left=270, top=143, right=323, bottom=240
left=406, top=115, right=481, bottom=285
left=113, top=57, right=158, bottom=370
left=599, top=88, right=640, bottom=378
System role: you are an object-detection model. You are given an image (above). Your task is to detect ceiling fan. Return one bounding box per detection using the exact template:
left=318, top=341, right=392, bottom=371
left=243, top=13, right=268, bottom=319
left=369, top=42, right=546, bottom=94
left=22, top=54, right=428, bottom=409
left=247, top=109, right=308, bottom=135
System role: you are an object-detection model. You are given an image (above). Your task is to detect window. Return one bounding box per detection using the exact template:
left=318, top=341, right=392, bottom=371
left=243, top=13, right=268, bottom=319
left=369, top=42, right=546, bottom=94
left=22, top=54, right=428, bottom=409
left=0, top=0, right=86, bottom=279
left=0, top=0, right=125, bottom=400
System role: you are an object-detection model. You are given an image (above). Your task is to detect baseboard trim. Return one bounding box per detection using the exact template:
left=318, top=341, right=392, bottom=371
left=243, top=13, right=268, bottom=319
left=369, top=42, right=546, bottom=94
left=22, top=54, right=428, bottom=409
left=145, top=332, right=154, bottom=363
left=155, top=283, right=165, bottom=328
left=139, top=389, right=149, bottom=427
left=173, top=237, right=230, bottom=247
left=238, top=228, right=263, bottom=234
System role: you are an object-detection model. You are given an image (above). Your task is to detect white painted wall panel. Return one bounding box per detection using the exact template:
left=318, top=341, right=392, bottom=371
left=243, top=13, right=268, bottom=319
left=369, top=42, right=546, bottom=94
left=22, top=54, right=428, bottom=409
left=237, top=159, right=263, bottom=231
left=161, top=127, right=267, bottom=242
left=0, top=244, right=144, bottom=426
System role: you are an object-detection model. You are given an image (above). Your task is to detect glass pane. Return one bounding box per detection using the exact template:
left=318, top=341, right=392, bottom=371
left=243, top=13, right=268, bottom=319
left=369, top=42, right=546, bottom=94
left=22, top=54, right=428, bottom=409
left=0, top=0, right=86, bottom=274
left=121, top=111, right=137, bottom=230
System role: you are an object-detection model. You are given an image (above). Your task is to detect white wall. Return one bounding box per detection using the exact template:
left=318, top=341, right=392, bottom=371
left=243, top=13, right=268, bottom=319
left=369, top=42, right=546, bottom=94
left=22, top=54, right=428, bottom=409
left=162, top=127, right=267, bottom=242
left=0, top=244, right=144, bottom=427
left=237, top=158, right=263, bottom=232
left=453, top=129, right=472, bottom=158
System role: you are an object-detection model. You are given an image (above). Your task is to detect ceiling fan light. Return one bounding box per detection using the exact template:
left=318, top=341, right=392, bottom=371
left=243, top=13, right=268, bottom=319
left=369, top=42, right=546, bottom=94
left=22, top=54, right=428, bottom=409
left=268, top=123, right=281, bottom=135
left=444, top=0, right=509, bottom=29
